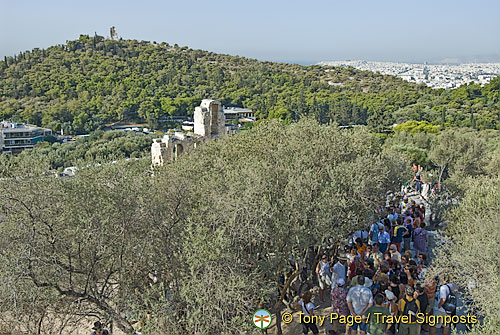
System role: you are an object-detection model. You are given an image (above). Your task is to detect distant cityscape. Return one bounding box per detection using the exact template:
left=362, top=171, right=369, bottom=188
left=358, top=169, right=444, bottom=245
left=318, top=60, right=500, bottom=89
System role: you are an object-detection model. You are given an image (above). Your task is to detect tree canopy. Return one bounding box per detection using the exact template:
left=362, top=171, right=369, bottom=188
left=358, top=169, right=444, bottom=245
left=0, top=119, right=408, bottom=334
left=1, top=35, right=499, bottom=134
left=430, top=175, right=500, bottom=334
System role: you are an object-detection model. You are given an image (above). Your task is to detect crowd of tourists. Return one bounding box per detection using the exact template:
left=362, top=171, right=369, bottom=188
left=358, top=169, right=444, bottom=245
left=296, top=192, right=459, bottom=335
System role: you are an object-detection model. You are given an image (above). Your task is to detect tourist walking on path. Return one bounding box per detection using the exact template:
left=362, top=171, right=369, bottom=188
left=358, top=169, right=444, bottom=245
left=330, top=255, right=347, bottom=290
left=369, top=219, right=384, bottom=245
left=430, top=276, right=458, bottom=335
left=368, top=243, right=383, bottom=270
left=402, top=217, right=413, bottom=252
left=364, top=293, right=392, bottom=335
left=378, top=226, right=391, bottom=253
left=391, top=219, right=407, bottom=252
left=331, top=278, right=349, bottom=334
left=415, top=284, right=430, bottom=333
left=413, top=221, right=428, bottom=257
left=398, top=286, right=420, bottom=335
left=297, top=291, right=319, bottom=335
left=316, top=254, right=331, bottom=302
left=384, top=290, right=399, bottom=334
left=389, top=244, right=401, bottom=263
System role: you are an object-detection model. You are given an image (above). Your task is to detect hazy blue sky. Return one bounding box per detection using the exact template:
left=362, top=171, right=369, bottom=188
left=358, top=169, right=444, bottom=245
left=1, top=0, right=499, bottom=64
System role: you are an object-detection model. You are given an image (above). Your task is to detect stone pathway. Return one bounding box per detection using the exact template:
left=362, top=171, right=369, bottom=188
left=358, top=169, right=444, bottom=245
left=274, top=191, right=469, bottom=334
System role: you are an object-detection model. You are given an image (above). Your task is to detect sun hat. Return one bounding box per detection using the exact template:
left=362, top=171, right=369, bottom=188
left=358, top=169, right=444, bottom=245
left=385, top=289, right=395, bottom=301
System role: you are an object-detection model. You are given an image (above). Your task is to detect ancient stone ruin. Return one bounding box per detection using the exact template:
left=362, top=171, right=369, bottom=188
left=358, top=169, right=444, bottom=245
left=151, top=99, right=226, bottom=166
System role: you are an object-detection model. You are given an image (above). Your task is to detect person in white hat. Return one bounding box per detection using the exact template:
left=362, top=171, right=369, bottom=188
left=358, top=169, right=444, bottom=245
left=384, top=289, right=399, bottom=334
left=331, top=255, right=347, bottom=290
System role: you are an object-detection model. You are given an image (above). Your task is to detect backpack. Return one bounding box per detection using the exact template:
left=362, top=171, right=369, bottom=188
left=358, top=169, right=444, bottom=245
left=442, top=284, right=457, bottom=315
left=403, top=224, right=412, bottom=238
left=402, top=298, right=419, bottom=323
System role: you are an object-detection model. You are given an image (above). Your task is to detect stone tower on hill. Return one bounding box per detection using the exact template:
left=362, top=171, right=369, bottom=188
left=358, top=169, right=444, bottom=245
left=110, top=26, right=118, bottom=41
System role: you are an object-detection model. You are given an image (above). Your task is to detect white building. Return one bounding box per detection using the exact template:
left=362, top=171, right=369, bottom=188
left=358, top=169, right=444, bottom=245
left=223, top=107, right=255, bottom=121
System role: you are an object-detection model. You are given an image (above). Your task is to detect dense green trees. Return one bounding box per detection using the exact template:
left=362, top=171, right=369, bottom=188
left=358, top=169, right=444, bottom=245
left=0, top=130, right=156, bottom=172
left=431, top=176, right=500, bottom=335
left=383, top=126, right=499, bottom=187
left=1, top=35, right=499, bottom=133
left=1, top=33, right=500, bottom=334
left=0, top=119, right=408, bottom=334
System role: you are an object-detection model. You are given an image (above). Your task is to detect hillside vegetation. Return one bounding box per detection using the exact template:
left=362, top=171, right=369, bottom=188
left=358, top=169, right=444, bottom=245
left=1, top=35, right=499, bottom=134
left=1, top=117, right=499, bottom=334
left=0, top=119, right=406, bottom=334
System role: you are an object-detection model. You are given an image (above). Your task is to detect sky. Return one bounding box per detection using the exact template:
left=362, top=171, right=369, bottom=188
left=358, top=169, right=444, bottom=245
left=1, top=0, right=500, bottom=64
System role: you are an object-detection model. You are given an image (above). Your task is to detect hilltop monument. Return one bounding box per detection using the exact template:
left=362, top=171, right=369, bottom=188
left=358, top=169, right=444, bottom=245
left=151, top=99, right=226, bottom=166
left=109, top=26, right=119, bottom=41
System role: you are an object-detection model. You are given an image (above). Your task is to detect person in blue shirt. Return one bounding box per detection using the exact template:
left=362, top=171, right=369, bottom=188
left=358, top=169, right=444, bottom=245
left=369, top=220, right=384, bottom=245
left=377, top=226, right=391, bottom=253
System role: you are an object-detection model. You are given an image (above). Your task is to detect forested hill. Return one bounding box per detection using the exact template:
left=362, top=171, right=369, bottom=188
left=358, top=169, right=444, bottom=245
left=1, top=34, right=499, bottom=134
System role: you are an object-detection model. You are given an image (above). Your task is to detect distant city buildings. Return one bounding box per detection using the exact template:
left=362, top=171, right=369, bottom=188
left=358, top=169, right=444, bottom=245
left=0, top=121, right=52, bottom=154
left=319, top=60, right=500, bottom=89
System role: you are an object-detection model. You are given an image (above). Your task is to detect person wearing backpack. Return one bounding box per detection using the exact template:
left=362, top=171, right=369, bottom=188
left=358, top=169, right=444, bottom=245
left=402, top=216, right=413, bottom=252
left=391, top=218, right=407, bottom=252
left=430, top=276, right=457, bottom=335
left=297, top=291, right=319, bottom=335
left=398, top=286, right=420, bottom=335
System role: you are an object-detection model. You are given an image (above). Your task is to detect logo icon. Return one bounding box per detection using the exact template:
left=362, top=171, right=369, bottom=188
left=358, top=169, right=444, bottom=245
left=253, top=309, right=272, bottom=329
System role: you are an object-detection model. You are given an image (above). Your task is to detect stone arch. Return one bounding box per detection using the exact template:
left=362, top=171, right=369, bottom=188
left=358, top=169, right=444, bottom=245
left=174, top=143, right=184, bottom=158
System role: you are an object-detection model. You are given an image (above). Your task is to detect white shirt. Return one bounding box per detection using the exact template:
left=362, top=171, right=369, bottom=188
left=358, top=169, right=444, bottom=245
left=346, top=285, right=373, bottom=315
left=331, top=261, right=346, bottom=289
left=378, top=231, right=391, bottom=244
left=299, top=300, right=315, bottom=316
left=436, top=283, right=457, bottom=313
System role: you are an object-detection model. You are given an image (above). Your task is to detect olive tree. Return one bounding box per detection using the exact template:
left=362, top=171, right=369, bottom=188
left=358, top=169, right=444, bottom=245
left=0, top=118, right=408, bottom=334
left=149, top=119, right=407, bottom=334
left=428, top=128, right=486, bottom=189
left=0, top=159, right=186, bottom=334
left=430, top=175, right=500, bottom=334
